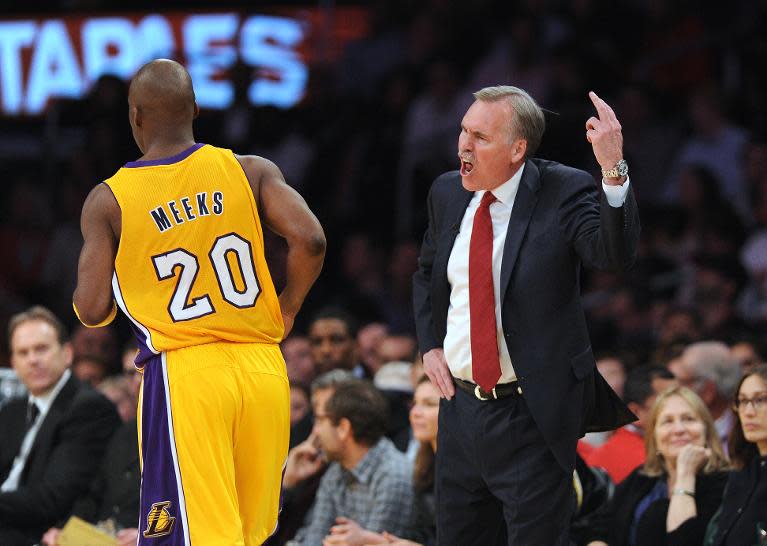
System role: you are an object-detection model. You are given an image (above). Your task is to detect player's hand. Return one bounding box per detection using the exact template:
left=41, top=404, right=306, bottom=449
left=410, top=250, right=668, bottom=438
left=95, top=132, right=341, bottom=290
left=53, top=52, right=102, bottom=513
left=324, top=517, right=386, bottom=546
left=41, top=527, right=62, bottom=546
left=585, top=91, right=625, bottom=185
left=422, top=348, right=454, bottom=400
left=283, top=436, right=325, bottom=488
left=116, top=528, right=139, bottom=546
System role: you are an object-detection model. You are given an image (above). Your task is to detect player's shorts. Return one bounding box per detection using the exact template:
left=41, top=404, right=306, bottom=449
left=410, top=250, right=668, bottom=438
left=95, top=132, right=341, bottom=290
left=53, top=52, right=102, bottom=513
left=136, top=341, right=289, bottom=545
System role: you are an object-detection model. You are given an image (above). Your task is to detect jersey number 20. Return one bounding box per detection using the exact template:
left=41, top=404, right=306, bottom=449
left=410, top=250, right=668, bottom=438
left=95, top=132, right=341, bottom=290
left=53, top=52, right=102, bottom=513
left=151, top=233, right=261, bottom=322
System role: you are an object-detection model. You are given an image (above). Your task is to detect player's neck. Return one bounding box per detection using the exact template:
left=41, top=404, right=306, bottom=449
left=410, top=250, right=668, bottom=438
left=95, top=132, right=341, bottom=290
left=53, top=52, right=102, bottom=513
left=140, top=137, right=197, bottom=161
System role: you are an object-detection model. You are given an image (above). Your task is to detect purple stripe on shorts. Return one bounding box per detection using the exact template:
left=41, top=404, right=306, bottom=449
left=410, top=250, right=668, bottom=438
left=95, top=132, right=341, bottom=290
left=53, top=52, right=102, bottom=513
left=138, top=354, right=189, bottom=545
left=129, top=323, right=157, bottom=367
left=125, top=143, right=204, bottom=168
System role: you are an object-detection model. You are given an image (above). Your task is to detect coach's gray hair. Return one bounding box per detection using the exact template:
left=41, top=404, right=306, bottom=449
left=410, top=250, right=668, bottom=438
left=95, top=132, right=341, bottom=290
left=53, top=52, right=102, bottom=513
left=473, top=86, right=546, bottom=157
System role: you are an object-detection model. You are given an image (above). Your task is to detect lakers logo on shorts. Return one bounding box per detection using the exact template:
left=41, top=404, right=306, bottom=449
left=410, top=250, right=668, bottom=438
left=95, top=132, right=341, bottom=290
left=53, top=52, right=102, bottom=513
left=143, top=500, right=176, bottom=538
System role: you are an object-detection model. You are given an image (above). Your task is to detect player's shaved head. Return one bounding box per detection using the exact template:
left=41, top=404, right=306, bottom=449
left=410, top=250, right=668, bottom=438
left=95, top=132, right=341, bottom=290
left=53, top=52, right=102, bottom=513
left=129, top=59, right=196, bottom=127
left=127, top=59, right=198, bottom=153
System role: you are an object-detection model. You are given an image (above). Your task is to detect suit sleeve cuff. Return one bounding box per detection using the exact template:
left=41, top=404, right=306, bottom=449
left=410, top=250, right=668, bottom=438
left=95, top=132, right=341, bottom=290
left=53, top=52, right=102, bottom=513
left=602, top=177, right=630, bottom=208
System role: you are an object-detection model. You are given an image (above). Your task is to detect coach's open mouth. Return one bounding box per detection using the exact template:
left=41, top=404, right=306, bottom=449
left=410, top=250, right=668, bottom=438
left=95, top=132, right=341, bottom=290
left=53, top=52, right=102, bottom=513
left=460, top=159, right=474, bottom=176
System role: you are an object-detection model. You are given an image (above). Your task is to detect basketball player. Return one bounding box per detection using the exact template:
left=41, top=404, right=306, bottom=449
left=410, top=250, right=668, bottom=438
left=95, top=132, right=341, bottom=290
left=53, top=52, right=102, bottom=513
left=73, top=59, right=326, bottom=545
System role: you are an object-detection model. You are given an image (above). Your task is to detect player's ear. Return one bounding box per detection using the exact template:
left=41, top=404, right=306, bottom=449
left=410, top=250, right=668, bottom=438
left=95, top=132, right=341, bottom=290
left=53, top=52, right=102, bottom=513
left=130, top=105, right=141, bottom=128
left=193, top=102, right=200, bottom=120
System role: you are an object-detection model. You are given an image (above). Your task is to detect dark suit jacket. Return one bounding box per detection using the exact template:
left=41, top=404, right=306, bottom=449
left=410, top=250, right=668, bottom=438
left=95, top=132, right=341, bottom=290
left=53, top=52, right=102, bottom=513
left=0, top=375, right=120, bottom=544
left=413, top=159, right=639, bottom=471
left=706, top=456, right=767, bottom=546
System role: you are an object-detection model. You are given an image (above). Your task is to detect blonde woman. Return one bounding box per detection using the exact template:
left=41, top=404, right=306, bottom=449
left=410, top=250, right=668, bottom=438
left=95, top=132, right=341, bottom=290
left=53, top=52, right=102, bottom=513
left=588, top=386, right=729, bottom=546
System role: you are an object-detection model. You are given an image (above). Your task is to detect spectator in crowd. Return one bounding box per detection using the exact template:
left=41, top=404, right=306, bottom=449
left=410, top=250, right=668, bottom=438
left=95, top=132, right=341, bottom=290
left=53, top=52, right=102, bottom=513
left=736, top=230, right=767, bottom=325
left=289, top=383, right=313, bottom=448
left=583, top=366, right=677, bottom=483
left=359, top=375, right=439, bottom=546
left=375, top=334, right=418, bottom=372
left=357, top=322, right=389, bottom=377
left=40, top=414, right=140, bottom=546
left=282, top=335, right=317, bottom=386
left=71, top=355, right=109, bottom=387
left=704, top=364, right=767, bottom=546
left=287, top=379, right=415, bottom=546
left=669, top=341, right=742, bottom=448
left=308, top=308, right=368, bottom=377
left=0, top=306, right=120, bottom=545
left=373, top=361, right=415, bottom=452
left=587, top=387, right=729, bottom=546
left=596, top=354, right=627, bottom=399
left=665, top=86, right=749, bottom=218
left=270, top=369, right=355, bottom=545
left=70, top=324, right=118, bottom=371
left=582, top=354, right=629, bottom=448
left=98, top=376, right=137, bottom=423
left=119, top=342, right=141, bottom=395
left=729, top=338, right=764, bottom=374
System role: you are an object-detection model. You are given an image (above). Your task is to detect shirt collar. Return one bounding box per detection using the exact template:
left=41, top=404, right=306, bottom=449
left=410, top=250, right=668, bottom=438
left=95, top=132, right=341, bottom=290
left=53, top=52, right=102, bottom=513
left=30, top=369, right=71, bottom=417
left=482, top=163, right=525, bottom=205
left=346, top=437, right=389, bottom=485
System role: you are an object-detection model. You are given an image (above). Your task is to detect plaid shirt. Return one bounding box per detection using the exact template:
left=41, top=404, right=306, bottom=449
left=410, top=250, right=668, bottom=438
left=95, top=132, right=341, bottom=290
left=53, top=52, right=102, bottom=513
left=289, top=437, right=415, bottom=545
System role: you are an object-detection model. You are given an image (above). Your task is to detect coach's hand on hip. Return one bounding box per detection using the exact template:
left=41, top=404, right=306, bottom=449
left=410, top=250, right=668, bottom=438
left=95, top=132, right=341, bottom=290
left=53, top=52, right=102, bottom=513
left=423, top=348, right=454, bottom=400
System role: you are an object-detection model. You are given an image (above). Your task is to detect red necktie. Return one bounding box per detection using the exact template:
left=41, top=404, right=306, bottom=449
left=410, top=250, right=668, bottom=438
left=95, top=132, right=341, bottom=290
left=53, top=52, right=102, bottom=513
left=469, top=191, right=501, bottom=392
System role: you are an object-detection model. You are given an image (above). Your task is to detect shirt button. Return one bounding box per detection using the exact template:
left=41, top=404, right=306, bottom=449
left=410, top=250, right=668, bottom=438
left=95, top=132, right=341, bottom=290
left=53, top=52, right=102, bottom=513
left=737, top=507, right=743, bottom=514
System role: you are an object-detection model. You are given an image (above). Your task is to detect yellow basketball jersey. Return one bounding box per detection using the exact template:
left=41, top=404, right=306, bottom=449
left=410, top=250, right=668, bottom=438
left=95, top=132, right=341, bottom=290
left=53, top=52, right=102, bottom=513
left=106, top=143, right=283, bottom=354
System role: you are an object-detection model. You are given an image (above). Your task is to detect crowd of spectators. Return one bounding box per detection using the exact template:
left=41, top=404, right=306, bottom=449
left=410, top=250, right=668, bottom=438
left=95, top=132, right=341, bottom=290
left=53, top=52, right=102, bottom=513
left=1, top=0, right=767, bottom=544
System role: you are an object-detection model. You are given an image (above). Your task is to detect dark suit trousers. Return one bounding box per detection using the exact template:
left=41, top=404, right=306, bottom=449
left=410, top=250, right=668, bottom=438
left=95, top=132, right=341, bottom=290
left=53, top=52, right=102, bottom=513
left=436, top=387, right=572, bottom=546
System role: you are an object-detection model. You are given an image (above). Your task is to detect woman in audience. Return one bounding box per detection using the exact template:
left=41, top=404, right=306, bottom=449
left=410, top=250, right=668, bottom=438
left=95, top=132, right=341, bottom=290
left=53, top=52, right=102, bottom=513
left=704, top=364, right=767, bottom=545
left=361, top=375, right=438, bottom=546
left=588, top=386, right=729, bottom=546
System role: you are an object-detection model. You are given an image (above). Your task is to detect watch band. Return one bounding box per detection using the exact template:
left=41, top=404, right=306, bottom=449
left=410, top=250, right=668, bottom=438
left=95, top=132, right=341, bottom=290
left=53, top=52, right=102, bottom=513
left=601, top=159, right=628, bottom=179
left=672, top=487, right=695, bottom=498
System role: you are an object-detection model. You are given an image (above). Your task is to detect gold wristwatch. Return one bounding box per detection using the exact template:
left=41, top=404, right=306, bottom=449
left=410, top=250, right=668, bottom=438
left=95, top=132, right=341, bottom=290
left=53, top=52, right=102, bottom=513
left=601, top=159, right=628, bottom=179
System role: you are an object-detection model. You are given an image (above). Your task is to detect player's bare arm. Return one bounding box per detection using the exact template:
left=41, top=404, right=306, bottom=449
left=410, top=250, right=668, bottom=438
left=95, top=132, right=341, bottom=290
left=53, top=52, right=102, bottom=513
left=73, top=183, right=121, bottom=326
left=236, top=155, right=326, bottom=335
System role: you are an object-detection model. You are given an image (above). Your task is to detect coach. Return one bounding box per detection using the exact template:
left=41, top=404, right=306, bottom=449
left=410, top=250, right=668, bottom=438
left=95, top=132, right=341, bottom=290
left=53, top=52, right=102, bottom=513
left=413, top=86, right=639, bottom=545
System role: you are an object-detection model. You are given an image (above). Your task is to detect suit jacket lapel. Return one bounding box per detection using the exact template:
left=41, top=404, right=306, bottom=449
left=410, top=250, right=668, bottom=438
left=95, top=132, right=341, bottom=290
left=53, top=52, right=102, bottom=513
left=433, top=178, right=473, bottom=286
left=24, top=375, right=78, bottom=481
left=500, top=160, right=541, bottom=299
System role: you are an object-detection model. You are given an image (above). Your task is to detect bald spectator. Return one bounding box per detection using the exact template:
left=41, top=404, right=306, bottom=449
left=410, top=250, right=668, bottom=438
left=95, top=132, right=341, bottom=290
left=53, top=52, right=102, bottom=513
left=308, top=308, right=367, bottom=377
left=669, top=341, right=742, bottom=449
left=282, top=335, right=316, bottom=386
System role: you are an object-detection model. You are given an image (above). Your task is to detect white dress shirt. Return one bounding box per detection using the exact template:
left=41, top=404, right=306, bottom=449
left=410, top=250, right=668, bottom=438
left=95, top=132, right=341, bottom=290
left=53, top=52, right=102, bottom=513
left=1, top=369, right=71, bottom=492
left=444, top=167, right=630, bottom=384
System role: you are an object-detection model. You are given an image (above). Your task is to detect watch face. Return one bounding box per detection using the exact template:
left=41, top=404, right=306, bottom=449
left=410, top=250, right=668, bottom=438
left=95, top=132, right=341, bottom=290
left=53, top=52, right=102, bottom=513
left=617, top=160, right=629, bottom=176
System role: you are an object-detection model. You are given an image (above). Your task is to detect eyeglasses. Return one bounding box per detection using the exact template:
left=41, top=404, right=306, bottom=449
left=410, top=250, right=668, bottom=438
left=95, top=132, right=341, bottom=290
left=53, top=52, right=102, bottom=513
left=733, top=394, right=767, bottom=412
